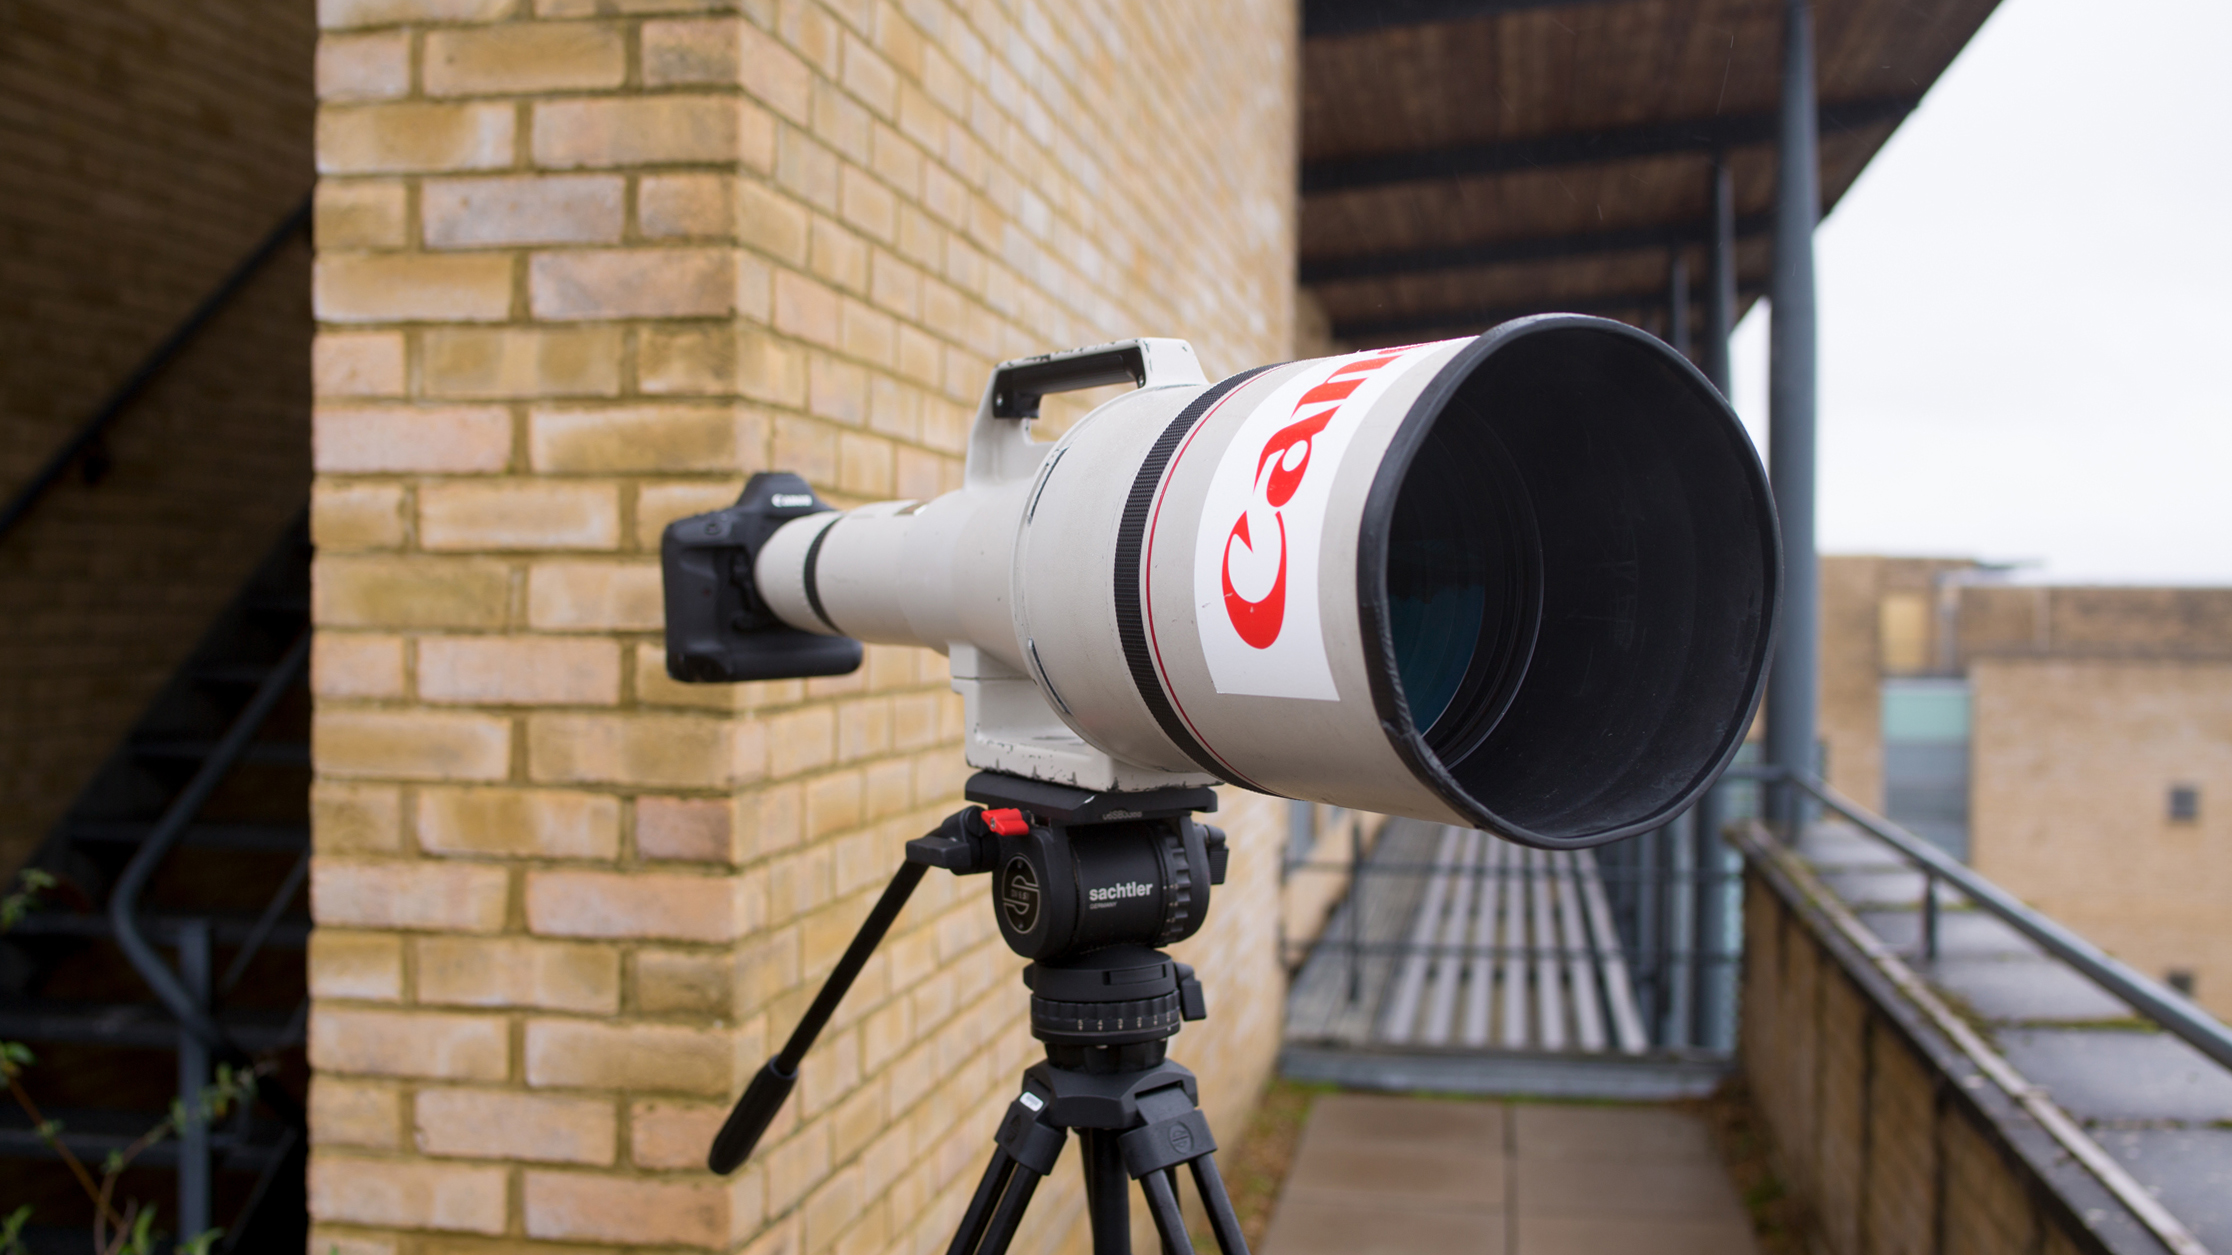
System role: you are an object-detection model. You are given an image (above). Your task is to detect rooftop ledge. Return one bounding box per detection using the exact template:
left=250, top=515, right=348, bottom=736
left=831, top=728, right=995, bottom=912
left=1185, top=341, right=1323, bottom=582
left=1739, top=817, right=2232, bottom=1254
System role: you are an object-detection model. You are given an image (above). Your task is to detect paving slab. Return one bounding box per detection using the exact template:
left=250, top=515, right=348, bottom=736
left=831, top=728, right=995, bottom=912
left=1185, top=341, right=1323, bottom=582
left=1514, top=1215, right=1758, bottom=1255
left=1801, top=819, right=2232, bottom=1251
left=1854, top=908, right=2044, bottom=960
left=1284, top=1141, right=1504, bottom=1212
left=1510, top=1104, right=1716, bottom=1162
left=1306, top=1091, right=1505, bottom=1153
left=1264, top=1094, right=1756, bottom=1255
left=1515, top=1156, right=1748, bottom=1223
left=2093, top=1126, right=2232, bottom=1251
left=1994, top=1028, right=2232, bottom=1123
left=1814, top=865, right=1959, bottom=908
left=1795, top=825, right=1905, bottom=869
left=1927, top=956, right=2136, bottom=1023
left=1264, top=1198, right=1507, bottom=1255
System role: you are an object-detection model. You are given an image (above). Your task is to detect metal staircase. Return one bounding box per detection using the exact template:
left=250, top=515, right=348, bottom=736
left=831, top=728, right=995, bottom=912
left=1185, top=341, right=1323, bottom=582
left=0, top=520, right=311, bottom=1251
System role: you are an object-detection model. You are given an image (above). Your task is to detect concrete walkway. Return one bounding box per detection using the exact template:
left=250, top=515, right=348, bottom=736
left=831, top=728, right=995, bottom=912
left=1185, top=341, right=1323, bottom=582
left=1261, top=1094, right=1758, bottom=1255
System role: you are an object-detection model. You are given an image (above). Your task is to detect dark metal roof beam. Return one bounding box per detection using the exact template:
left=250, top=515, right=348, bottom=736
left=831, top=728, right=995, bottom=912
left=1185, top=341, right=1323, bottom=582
left=1304, top=0, right=1598, bottom=38
left=1301, top=96, right=1916, bottom=193
left=1300, top=212, right=1770, bottom=284
left=1330, top=283, right=1764, bottom=342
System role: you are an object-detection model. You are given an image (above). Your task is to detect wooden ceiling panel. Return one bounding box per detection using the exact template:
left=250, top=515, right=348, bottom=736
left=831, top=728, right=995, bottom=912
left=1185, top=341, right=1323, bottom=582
left=1300, top=0, right=2000, bottom=346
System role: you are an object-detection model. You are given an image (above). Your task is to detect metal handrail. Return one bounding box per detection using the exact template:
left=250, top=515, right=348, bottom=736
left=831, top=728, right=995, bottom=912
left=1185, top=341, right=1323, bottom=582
left=1727, top=762, right=2232, bottom=1074
left=0, top=193, right=311, bottom=541
left=1732, top=819, right=2211, bottom=1255
left=107, top=630, right=311, bottom=1102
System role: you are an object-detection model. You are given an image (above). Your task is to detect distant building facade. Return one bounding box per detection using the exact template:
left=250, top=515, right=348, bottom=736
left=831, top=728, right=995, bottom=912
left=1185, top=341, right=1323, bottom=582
left=1820, top=556, right=2232, bottom=1016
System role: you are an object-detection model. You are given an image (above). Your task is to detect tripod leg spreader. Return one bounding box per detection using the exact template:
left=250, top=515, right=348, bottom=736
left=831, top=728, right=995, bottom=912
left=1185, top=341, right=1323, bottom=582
left=948, top=1091, right=1067, bottom=1255
left=1121, top=1084, right=1247, bottom=1255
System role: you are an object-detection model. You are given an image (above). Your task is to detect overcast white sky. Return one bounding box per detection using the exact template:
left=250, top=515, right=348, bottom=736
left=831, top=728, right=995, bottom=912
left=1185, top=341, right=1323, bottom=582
left=1724, top=0, right=2232, bottom=585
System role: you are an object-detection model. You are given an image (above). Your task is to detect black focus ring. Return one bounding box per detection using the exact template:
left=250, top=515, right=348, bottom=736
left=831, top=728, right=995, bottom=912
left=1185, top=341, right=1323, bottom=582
left=1029, top=992, right=1183, bottom=1044
left=1110, top=365, right=1281, bottom=783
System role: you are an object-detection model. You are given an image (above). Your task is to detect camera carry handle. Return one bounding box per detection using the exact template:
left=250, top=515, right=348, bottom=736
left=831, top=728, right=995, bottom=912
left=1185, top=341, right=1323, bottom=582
left=966, top=337, right=1208, bottom=489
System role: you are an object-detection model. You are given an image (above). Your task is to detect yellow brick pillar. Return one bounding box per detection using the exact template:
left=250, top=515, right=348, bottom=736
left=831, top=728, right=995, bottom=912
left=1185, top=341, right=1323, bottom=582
left=307, top=2, right=1297, bottom=1252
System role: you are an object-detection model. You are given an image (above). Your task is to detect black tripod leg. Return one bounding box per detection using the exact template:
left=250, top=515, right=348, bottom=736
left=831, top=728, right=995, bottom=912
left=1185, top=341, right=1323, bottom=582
left=1138, top=1165, right=1197, bottom=1255
left=1082, top=1129, right=1131, bottom=1255
left=952, top=1090, right=1068, bottom=1255
left=970, top=1156, right=1044, bottom=1255
left=945, top=1149, right=1018, bottom=1255
left=1161, top=1168, right=1184, bottom=1255
left=1187, top=1153, right=1250, bottom=1255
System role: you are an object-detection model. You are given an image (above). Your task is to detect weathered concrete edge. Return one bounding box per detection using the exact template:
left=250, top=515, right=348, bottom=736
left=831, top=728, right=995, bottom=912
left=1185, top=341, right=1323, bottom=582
left=1738, top=826, right=2174, bottom=1255
left=1278, top=1043, right=1730, bottom=1101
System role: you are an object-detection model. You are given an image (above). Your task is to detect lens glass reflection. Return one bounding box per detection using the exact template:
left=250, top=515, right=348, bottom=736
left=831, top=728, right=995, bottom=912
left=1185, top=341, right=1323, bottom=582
left=1387, top=560, right=1483, bottom=732
left=1384, top=404, right=1538, bottom=754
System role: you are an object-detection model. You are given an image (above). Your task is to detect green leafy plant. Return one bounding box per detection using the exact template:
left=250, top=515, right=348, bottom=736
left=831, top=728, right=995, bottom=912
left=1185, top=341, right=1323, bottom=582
left=0, top=868, right=55, bottom=930
left=2, top=869, right=252, bottom=1254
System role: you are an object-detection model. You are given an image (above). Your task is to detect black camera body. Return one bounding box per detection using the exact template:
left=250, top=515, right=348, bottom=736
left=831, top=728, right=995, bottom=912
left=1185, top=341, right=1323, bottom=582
left=661, top=472, right=862, bottom=682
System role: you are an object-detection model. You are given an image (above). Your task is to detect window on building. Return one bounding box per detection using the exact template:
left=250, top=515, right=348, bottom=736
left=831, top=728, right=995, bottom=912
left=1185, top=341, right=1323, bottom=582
left=2167, top=969, right=2197, bottom=998
left=2169, top=785, right=2200, bottom=823
left=1882, top=679, right=1972, bottom=860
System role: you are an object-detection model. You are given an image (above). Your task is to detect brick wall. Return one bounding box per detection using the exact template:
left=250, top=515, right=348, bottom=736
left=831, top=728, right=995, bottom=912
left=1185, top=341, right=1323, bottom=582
left=1971, top=657, right=2232, bottom=1018
left=1818, top=555, right=1888, bottom=812
left=1740, top=841, right=2117, bottom=1255
left=0, top=0, right=315, bottom=875
left=305, top=1, right=1298, bottom=1252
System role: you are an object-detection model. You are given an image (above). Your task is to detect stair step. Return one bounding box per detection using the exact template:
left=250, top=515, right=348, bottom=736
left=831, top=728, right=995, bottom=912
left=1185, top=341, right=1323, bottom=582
left=0, top=1001, right=304, bottom=1051
left=129, top=738, right=310, bottom=767
left=1, top=910, right=309, bottom=948
left=68, top=819, right=308, bottom=852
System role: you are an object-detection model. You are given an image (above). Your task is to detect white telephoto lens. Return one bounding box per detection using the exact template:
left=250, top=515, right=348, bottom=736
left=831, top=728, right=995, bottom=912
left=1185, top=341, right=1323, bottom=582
left=751, top=316, right=1779, bottom=848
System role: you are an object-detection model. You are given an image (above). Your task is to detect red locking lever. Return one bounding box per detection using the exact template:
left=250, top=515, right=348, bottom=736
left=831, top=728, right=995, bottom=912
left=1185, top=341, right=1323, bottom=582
left=980, top=808, right=1030, bottom=836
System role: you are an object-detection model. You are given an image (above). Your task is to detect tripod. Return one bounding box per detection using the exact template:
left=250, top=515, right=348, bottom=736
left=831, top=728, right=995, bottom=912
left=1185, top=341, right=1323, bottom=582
left=706, top=772, right=1251, bottom=1255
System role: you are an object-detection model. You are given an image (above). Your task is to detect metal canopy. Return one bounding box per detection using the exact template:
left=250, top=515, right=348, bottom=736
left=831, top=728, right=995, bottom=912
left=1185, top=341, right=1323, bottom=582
left=1301, top=0, right=2001, bottom=349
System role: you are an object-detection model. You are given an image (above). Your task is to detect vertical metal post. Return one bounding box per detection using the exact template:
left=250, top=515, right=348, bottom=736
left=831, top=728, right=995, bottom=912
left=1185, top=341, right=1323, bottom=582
left=1766, top=0, right=1821, bottom=837
left=1921, top=869, right=1940, bottom=963
left=1661, top=814, right=1696, bottom=1048
left=1667, top=251, right=1692, bottom=361
left=1635, top=831, right=1660, bottom=1037
left=176, top=921, right=212, bottom=1241
left=1704, top=154, right=1738, bottom=396
left=1347, top=819, right=1365, bottom=1003
left=1692, top=785, right=1736, bottom=1051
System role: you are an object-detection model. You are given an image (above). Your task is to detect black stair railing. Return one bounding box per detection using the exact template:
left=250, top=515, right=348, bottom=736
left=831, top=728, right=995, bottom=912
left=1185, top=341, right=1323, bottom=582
left=0, top=192, right=311, bottom=542
left=2, top=524, right=314, bottom=1249
left=105, top=633, right=311, bottom=1240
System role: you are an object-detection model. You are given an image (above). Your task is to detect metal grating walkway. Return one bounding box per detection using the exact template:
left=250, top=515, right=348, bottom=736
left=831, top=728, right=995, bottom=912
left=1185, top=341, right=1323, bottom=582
left=1288, top=822, right=1649, bottom=1055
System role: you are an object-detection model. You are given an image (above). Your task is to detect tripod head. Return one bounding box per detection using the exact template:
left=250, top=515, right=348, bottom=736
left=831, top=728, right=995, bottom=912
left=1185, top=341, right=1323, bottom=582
left=707, top=771, right=1227, bottom=1174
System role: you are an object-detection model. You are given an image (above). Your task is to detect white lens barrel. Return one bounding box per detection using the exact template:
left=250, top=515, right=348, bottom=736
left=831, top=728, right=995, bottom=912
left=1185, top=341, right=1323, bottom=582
left=751, top=317, right=1779, bottom=847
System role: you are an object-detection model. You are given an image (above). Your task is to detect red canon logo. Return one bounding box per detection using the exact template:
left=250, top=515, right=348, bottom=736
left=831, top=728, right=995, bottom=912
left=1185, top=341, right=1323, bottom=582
left=1221, top=350, right=1407, bottom=648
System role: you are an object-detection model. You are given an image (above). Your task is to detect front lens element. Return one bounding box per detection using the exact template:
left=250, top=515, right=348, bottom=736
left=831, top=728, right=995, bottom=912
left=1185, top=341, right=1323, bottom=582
left=1384, top=407, right=1539, bottom=751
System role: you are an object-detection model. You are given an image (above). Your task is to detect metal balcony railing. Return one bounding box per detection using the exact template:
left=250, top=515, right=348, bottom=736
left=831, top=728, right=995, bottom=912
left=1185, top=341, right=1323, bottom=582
left=1732, top=763, right=2229, bottom=1255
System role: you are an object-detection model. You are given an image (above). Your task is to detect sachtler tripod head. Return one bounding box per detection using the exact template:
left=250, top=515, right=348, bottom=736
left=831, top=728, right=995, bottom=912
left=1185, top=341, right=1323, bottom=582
left=706, top=772, right=1225, bottom=1175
